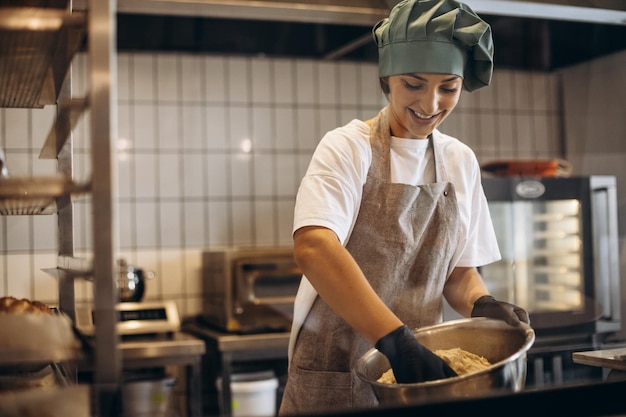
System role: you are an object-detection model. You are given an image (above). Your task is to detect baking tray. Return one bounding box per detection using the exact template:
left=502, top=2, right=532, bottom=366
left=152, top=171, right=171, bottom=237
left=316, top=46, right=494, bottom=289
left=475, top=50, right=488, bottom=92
left=0, top=176, right=88, bottom=215
left=0, top=307, right=85, bottom=368
left=0, top=6, right=86, bottom=108
left=0, top=346, right=83, bottom=369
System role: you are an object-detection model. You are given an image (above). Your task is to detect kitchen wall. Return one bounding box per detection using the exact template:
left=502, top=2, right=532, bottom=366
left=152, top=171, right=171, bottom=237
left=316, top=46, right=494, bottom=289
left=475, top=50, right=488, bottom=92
left=0, top=51, right=564, bottom=317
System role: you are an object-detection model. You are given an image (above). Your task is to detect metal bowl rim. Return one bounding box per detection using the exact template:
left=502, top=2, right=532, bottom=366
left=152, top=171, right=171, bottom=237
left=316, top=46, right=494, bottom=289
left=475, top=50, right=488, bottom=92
left=355, top=317, right=535, bottom=389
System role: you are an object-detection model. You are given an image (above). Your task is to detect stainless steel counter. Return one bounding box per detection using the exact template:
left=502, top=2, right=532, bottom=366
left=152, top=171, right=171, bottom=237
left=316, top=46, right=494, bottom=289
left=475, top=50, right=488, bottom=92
left=119, top=332, right=205, bottom=367
left=184, top=322, right=290, bottom=416
left=186, top=323, right=289, bottom=354
left=122, top=332, right=206, bottom=417
left=79, top=331, right=205, bottom=417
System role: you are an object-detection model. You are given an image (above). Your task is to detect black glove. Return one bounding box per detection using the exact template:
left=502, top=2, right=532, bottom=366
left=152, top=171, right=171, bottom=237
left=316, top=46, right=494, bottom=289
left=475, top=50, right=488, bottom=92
left=471, top=295, right=530, bottom=326
left=375, top=325, right=457, bottom=384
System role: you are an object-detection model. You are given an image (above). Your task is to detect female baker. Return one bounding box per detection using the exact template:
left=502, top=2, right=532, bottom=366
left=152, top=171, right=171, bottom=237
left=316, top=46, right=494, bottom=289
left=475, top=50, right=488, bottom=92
left=279, top=0, right=530, bottom=414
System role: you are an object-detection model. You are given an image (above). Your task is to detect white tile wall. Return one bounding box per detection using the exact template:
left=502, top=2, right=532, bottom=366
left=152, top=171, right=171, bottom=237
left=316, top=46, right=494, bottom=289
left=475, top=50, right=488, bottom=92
left=0, top=52, right=565, bottom=317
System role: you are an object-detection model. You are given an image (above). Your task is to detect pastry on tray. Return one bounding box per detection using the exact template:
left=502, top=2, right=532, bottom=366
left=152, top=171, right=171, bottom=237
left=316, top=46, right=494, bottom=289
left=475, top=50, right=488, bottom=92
left=0, top=296, right=52, bottom=315
left=0, top=296, right=79, bottom=358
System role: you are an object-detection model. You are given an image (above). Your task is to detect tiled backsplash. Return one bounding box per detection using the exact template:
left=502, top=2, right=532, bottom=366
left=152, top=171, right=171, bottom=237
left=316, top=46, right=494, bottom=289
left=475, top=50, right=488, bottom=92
left=0, top=52, right=562, bottom=317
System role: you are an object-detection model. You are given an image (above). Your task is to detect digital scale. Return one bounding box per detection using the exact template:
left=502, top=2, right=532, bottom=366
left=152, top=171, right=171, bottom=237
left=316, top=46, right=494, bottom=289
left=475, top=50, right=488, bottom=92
left=75, top=300, right=181, bottom=336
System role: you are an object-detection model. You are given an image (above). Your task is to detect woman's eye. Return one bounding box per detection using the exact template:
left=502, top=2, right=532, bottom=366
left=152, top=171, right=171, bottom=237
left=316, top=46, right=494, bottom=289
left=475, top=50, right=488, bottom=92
left=403, top=80, right=422, bottom=90
left=440, top=85, right=460, bottom=94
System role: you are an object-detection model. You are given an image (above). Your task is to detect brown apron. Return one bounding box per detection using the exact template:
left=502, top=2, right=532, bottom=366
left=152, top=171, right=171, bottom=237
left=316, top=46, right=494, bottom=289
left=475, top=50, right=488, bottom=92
left=279, top=107, right=461, bottom=415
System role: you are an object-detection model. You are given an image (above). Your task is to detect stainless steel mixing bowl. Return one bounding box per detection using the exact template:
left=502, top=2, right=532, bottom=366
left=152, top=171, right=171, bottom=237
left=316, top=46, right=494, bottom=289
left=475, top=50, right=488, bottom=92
left=355, top=317, right=535, bottom=405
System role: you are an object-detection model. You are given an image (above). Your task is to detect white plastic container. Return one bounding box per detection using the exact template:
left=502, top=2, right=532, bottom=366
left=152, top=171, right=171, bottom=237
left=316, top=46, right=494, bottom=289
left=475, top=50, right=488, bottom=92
left=217, top=371, right=279, bottom=417
left=122, top=376, right=176, bottom=417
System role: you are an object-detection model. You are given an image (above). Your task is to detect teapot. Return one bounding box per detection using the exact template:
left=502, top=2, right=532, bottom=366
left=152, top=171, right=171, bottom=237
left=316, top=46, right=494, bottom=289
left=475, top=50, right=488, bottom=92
left=117, top=259, right=156, bottom=302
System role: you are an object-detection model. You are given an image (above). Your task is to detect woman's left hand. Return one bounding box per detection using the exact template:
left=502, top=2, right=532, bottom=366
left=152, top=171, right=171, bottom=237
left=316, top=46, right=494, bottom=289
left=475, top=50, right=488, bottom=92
left=471, top=295, right=530, bottom=326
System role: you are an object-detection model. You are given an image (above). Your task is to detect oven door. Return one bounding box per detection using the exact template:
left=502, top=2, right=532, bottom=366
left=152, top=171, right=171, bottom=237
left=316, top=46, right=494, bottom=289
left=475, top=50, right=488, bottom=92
left=479, top=176, right=620, bottom=340
left=233, top=257, right=302, bottom=332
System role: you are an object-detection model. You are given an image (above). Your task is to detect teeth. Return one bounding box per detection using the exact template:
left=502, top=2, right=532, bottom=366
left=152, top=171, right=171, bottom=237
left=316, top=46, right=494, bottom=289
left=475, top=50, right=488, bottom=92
left=413, top=110, right=433, bottom=119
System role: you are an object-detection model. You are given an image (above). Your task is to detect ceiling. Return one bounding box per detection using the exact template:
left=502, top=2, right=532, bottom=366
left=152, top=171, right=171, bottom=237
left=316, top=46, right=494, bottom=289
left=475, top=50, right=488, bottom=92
left=92, top=0, right=626, bottom=72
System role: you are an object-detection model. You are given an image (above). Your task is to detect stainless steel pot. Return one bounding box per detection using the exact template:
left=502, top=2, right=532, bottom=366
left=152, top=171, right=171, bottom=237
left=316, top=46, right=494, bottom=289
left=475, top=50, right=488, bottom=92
left=117, top=259, right=156, bottom=303
left=355, top=318, right=535, bottom=406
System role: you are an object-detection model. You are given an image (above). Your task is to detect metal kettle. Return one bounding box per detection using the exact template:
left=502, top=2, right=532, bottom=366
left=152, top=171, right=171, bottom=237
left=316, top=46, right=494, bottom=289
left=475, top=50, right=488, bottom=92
left=117, top=259, right=156, bottom=303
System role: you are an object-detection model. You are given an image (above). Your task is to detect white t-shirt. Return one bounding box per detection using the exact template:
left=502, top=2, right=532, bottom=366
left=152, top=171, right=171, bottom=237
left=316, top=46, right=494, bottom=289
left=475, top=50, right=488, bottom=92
left=288, top=119, right=500, bottom=358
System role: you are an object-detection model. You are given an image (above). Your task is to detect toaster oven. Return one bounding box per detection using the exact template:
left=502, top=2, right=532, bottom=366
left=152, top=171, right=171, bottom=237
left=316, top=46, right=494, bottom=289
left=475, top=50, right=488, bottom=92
left=201, top=247, right=302, bottom=333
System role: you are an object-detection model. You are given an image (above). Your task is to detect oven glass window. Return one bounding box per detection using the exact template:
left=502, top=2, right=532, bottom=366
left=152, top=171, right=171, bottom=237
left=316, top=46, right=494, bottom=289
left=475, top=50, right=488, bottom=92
left=482, top=199, right=583, bottom=314
left=250, top=273, right=302, bottom=299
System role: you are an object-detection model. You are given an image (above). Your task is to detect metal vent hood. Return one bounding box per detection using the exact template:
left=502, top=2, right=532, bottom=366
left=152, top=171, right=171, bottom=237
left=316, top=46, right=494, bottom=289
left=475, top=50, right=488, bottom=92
left=73, top=0, right=626, bottom=70
left=111, top=0, right=626, bottom=26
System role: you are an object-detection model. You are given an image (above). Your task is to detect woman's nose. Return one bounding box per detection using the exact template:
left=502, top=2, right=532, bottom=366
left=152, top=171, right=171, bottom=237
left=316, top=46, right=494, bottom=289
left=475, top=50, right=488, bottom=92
left=421, top=91, right=439, bottom=114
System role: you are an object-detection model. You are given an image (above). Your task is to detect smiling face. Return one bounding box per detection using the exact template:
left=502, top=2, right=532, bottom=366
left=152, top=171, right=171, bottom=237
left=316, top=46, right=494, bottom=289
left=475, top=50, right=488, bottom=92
left=385, top=73, right=463, bottom=139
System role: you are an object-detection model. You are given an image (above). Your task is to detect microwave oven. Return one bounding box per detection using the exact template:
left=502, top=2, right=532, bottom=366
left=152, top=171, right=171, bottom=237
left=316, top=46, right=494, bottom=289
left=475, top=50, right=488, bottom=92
left=201, top=247, right=302, bottom=333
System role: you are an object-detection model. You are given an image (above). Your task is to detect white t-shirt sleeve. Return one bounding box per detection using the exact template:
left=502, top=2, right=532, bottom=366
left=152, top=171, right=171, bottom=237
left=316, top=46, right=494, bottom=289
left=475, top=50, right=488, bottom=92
left=293, top=120, right=371, bottom=244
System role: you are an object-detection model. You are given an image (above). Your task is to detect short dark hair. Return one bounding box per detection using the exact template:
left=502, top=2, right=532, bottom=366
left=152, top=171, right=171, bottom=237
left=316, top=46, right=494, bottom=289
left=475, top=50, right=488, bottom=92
left=379, top=77, right=390, bottom=97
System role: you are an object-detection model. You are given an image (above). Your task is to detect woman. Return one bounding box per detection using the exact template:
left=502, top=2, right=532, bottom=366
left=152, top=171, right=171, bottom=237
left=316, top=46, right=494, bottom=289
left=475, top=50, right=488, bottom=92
left=279, top=0, right=529, bottom=414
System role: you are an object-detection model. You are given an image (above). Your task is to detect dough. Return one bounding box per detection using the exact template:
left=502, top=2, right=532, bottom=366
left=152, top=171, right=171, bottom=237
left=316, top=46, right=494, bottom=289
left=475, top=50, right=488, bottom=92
left=433, top=347, right=491, bottom=375
left=377, top=347, right=491, bottom=384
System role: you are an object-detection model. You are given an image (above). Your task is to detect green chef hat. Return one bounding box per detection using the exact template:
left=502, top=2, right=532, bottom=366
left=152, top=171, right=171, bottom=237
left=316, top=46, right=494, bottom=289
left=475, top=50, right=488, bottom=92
left=373, top=0, right=494, bottom=92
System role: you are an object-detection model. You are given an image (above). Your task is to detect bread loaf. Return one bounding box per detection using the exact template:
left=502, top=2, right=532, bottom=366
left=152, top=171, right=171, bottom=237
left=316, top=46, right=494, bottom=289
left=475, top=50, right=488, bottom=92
left=0, top=297, right=52, bottom=315
left=0, top=297, right=77, bottom=352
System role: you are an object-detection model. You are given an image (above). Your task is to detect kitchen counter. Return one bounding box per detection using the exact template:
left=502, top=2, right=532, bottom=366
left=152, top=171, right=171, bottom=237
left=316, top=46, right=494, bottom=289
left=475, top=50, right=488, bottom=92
left=79, top=331, right=205, bottom=417
left=118, top=331, right=206, bottom=367
left=185, top=322, right=289, bottom=355
left=79, top=331, right=205, bottom=369
left=573, top=347, right=626, bottom=372
left=180, top=323, right=626, bottom=417
left=572, top=346, right=626, bottom=385
left=184, top=321, right=290, bottom=416
left=298, top=378, right=626, bottom=417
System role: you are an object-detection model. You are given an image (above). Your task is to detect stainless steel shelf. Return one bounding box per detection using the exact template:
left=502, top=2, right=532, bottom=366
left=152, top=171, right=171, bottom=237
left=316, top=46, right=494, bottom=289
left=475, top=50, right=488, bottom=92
left=0, top=346, right=84, bottom=368
left=42, top=267, right=92, bottom=281
left=0, top=309, right=85, bottom=369
left=0, top=177, right=89, bottom=215
left=0, top=6, right=85, bottom=108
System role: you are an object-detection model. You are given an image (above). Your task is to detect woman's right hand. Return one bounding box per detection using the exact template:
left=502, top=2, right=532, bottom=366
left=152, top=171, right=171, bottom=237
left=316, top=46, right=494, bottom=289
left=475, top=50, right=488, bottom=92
left=375, top=325, right=457, bottom=383
left=471, top=295, right=530, bottom=326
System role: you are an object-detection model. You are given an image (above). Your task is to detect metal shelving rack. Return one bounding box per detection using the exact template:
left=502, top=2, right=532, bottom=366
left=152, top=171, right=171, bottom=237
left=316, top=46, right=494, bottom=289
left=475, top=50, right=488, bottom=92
left=0, top=1, right=121, bottom=416
left=86, top=2, right=121, bottom=415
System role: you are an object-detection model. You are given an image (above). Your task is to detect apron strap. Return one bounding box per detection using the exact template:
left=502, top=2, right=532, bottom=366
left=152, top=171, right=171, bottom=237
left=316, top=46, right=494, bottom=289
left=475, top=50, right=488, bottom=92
left=368, top=107, right=391, bottom=181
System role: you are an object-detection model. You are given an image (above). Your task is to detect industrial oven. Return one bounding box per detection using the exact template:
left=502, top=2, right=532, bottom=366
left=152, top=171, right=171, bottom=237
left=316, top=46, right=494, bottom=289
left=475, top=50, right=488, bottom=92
left=447, top=175, right=621, bottom=387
